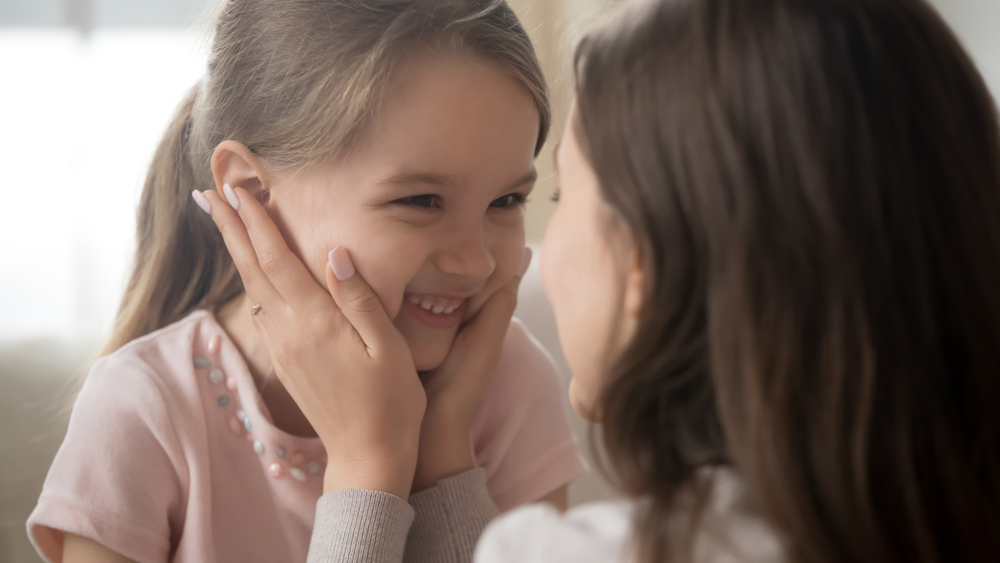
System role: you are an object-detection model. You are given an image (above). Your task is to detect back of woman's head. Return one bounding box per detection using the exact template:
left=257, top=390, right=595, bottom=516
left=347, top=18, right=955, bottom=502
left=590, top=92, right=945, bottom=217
left=574, top=0, right=1000, bottom=561
left=105, top=0, right=548, bottom=354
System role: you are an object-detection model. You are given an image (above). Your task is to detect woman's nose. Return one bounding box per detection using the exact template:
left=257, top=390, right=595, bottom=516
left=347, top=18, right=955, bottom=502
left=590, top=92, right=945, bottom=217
left=433, top=230, right=496, bottom=280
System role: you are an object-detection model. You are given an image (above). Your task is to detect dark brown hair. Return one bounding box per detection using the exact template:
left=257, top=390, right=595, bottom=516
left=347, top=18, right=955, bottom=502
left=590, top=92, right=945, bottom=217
left=574, top=0, right=1000, bottom=561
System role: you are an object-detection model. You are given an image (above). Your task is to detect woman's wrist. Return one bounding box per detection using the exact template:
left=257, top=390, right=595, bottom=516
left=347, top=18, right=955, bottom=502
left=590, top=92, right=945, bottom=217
left=412, top=427, right=476, bottom=493
left=323, top=449, right=418, bottom=500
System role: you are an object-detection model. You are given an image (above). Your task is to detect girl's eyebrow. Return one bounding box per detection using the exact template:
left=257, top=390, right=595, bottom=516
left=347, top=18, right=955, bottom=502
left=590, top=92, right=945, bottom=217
left=377, top=169, right=538, bottom=192
left=378, top=172, right=455, bottom=190
left=508, top=169, right=538, bottom=191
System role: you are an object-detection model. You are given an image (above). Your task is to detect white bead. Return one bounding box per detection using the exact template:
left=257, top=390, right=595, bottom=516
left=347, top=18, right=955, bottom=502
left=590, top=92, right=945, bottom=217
left=307, top=461, right=321, bottom=474
left=253, top=440, right=264, bottom=455
left=208, top=368, right=224, bottom=384
left=289, top=468, right=307, bottom=482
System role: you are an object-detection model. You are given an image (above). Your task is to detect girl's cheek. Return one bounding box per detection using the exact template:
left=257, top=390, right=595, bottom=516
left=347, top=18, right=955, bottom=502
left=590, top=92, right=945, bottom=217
left=343, top=253, right=407, bottom=320
left=371, top=284, right=403, bottom=320
left=461, top=275, right=500, bottom=323
left=462, top=292, right=489, bottom=323
left=369, top=271, right=411, bottom=321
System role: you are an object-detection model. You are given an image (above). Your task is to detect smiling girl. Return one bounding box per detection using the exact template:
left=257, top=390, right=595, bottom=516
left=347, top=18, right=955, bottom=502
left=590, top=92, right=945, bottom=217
left=27, top=1, right=583, bottom=562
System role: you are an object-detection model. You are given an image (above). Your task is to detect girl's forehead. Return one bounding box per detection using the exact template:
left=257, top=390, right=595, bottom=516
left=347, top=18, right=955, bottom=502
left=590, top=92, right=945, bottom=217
left=292, top=56, right=540, bottom=196
left=371, top=56, right=538, bottom=141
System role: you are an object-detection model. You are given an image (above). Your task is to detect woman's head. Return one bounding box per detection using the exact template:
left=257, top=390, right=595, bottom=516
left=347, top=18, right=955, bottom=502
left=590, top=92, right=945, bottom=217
left=545, top=0, right=1000, bottom=561
left=109, top=0, right=548, bottom=370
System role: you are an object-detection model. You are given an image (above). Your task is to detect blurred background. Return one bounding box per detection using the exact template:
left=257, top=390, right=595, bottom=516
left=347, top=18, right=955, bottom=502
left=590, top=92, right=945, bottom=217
left=0, top=0, right=997, bottom=561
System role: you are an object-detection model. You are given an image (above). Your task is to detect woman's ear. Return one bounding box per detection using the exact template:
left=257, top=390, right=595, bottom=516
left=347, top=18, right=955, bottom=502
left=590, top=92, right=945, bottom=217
left=210, top=140, right=271, bottom=202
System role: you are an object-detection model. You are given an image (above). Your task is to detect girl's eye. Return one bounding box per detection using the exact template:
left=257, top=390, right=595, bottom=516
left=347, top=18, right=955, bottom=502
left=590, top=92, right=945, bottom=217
left=394, top=194, right=439, bottom=209
left=550, top=189, right=561, bottom=203
left=490, top=193, right=528, bottom=209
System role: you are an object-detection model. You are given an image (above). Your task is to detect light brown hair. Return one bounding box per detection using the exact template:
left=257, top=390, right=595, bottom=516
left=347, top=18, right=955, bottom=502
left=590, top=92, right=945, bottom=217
left=575, top=0, right=1000, bottom=561
left=104, top=0, right=550, bottom=355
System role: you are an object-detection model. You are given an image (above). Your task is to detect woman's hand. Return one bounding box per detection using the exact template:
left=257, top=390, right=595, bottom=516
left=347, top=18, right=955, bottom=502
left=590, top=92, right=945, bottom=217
left=198, top=186, right=426, bottom=500
left=411, top=248, right=531, bottom=493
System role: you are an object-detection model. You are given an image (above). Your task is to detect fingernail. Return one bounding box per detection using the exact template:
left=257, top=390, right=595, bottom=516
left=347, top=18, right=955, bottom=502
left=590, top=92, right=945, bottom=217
left=516, top=247, right=532, bottom=278
left=191, top=190, right=212, bottom=214
left=223, top=183, right=240, bottom=210
left=329, top=246, right=356, bottom=281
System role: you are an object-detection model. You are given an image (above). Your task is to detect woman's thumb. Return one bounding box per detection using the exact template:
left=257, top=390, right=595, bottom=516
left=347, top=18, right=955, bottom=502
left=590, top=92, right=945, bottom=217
left=325, top=246, right=395, bottom=349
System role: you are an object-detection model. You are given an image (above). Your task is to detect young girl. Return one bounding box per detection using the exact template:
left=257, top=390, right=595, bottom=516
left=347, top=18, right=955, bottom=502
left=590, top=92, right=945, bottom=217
left=203, top=0, right=1000, bottom=561
left=27, top=0, right=583, bottom=561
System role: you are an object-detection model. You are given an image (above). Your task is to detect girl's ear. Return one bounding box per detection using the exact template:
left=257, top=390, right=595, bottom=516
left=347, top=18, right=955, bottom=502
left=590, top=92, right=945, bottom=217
left=210, top=140, right=271, bottom=201
left=623, top=245, right=645, bottom=320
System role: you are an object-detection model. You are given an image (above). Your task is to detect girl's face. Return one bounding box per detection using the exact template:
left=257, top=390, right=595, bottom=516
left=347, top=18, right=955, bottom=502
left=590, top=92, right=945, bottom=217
left=542, top=113, right=633, bottom=421
left=269, top=54, right=539, bottom=371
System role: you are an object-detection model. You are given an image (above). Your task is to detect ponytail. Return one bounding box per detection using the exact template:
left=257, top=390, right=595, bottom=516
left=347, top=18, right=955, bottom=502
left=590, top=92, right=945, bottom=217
left=102, top=84, right=242, bottom=355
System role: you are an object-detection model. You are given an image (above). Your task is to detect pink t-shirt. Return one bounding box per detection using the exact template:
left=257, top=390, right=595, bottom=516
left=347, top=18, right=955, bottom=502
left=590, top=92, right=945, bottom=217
left=27, top=310, right=583, bottom=563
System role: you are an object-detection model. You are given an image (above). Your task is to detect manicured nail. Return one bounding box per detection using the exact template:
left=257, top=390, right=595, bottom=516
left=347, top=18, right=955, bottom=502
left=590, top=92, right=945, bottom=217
left=329, top=246, right=356, bottom=281
left=223, top=183, right=240, bottom=210
left=516, top=247, right=532, bottom=278
left=191, top=190, right=211, bottom=214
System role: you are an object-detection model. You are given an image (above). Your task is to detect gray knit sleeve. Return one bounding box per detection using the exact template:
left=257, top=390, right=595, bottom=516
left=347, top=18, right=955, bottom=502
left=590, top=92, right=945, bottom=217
left=307, top=469, right=497, bottom=563
left=404, top=468, right=499, bottom=563
left=307, top=488, right=415, bottom=563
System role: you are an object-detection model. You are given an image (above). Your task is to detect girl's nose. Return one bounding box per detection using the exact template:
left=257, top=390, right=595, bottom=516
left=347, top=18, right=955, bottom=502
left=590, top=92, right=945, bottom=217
left=434, top=231, right=496, bottom=281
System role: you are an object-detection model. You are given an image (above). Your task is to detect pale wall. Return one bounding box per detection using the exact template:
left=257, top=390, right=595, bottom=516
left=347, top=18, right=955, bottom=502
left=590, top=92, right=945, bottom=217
left=510, top=0, right=608, bottom=243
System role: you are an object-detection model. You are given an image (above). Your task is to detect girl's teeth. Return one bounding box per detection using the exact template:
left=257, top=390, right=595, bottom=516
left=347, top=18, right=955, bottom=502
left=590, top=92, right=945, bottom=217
left=407, top=295, right=463, bottom=315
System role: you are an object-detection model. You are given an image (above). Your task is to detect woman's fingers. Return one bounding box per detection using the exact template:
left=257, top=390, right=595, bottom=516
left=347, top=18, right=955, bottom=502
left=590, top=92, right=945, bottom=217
left=198, top=189, right=284, bottom=310
left=222, top=185, right=329, bottom=311
left=324, top=246, right=399, bottom=353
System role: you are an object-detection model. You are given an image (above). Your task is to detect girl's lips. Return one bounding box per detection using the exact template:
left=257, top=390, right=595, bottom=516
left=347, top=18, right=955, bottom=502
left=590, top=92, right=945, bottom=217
left=403, top=293, right=466, bottom=329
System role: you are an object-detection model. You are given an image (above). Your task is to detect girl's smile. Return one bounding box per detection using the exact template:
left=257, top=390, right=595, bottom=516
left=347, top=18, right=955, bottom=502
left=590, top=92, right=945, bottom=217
left=402, top=293, right=468, bottom=329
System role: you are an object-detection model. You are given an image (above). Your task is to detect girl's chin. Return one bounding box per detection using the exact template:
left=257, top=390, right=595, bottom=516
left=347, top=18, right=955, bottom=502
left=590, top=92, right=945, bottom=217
left=405, top=335, right=457, bottom=372
left=413, top=352, right=449, bottom=372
